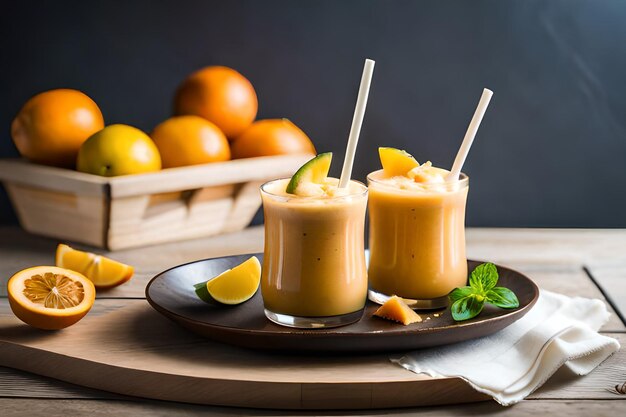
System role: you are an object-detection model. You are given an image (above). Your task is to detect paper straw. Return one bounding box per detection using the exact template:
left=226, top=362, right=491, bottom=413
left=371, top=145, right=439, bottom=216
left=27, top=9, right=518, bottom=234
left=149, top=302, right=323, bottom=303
left=447, top=88, right=494, bottom=182
left=338, top=59, right=375, bottom=188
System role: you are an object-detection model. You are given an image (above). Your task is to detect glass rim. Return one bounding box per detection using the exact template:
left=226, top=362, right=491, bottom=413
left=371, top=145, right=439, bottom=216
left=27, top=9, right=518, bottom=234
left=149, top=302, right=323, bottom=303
left=260, top=177, right=368, bottom=201
left=367, top=169, right=469, bottom=189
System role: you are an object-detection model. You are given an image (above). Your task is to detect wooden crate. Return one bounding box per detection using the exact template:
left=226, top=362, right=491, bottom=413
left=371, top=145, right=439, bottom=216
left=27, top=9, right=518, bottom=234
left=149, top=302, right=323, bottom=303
left=0, top=155, right=312, bottom=250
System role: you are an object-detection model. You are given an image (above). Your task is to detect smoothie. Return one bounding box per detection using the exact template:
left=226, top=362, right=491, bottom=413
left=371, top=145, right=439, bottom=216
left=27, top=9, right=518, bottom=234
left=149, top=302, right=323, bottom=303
left=260, top=177, right=368, bottom=325
left=368, top=159, right=469, bottom=302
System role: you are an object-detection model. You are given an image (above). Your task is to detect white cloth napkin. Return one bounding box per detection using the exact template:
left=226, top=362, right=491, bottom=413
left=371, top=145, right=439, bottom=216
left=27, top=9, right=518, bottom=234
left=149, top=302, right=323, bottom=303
left=392, top=290, right=621, bottom=406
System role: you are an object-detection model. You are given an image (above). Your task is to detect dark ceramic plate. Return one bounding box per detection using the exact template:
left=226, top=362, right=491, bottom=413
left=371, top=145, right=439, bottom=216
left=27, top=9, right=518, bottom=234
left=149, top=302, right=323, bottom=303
left=146, top=254, right=539, bottom=353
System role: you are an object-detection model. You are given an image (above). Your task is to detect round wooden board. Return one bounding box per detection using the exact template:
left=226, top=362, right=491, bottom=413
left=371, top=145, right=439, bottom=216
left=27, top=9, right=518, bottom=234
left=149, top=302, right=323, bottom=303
left=0, top=299, right=490, bottom=409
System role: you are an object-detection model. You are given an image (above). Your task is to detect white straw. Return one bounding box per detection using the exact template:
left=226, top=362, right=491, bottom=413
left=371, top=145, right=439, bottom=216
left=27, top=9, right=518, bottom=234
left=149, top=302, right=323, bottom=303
left=339, top=59, right=375, bottom=188
left=447, top=88, right=494, bottom=182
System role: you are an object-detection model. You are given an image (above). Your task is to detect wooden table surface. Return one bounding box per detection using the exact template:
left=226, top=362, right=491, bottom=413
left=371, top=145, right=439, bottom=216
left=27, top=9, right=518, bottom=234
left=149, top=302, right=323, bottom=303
left=0, top=226, right=625, bottom=416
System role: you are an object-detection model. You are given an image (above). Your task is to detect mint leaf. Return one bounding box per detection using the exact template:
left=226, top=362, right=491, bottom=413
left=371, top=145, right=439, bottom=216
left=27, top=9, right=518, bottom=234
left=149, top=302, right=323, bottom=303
left=449, top=262, right=520, bottom=322
left=449, top=286, right=476, bottom=303
left=451, top=294, right=485, bottom=321
left=486, top=287, right=519, bottom=309
left=469, top=262, right=498, bottom=292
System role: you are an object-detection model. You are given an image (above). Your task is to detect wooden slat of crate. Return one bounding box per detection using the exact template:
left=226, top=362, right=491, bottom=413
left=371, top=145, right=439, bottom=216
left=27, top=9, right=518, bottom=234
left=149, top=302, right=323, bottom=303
left=0, top=159, right=108, bottom=196
left=0, top=155, right=308, bottom=197
left=105, top=155, right=308, bottom=198
left=5, top=183, right=107, bottom=247
left=107, top=196, right=234, bottom=250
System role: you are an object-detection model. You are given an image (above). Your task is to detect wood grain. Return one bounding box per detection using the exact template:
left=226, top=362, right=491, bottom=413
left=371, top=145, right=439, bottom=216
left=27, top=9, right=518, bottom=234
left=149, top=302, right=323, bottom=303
left=0, top=159, right=107, bottom=196
left=5, top=183, right=107, bottom=247
left=1, top=398, right=625, bottom=417
left=0, top=367, right=124, bottom=400
left=0, top=300, right=488, bottom=409
left=505, top=267, right=625, bottom=332
left=587, top=262, right=626, bottom=325
left=466, top=228, right=626, bottom=265
left=106, top=154, right=311, bottom=198
left=0, top=155, right=312, bottom=198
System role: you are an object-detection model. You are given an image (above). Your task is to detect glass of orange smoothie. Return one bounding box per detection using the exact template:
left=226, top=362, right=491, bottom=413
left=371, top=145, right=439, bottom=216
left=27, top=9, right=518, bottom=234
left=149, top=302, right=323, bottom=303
left=260, top=176, right=368, bottom=328
left=367, top=149, right=469, bottom=309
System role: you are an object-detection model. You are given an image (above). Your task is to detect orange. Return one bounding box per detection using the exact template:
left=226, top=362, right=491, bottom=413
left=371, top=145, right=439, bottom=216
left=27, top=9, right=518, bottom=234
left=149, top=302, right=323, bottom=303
left=56, top=244, right=134, bottom=289
left=11, top=89, right=105, bottom=167
left=77, top=124, right=161, bottom=176
left=173, top=66, right=257, bottom=138
left=231, top=119, right=316, bottom=159
left=7, top=266, right=96, bottom=330
left=151, top=115, right=230, bottom=168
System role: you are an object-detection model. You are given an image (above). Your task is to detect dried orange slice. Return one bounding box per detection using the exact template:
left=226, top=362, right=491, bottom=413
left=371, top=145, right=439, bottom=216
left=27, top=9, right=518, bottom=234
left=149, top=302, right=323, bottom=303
left=55, top=244, right=134, bottom=289
left=7, top=266, right=96, bottom=330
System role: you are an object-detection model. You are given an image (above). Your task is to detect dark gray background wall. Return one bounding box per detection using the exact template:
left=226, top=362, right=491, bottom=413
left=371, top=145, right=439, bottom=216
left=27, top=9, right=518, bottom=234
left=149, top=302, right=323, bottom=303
left=1, top=0, right=625, bottom=227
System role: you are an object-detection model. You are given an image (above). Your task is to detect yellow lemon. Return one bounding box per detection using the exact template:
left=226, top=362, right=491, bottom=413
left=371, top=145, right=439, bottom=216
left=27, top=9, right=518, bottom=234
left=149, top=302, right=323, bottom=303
left=77, top=124, right=161, bottom=176
left=194, top=256, right=261, bottom=305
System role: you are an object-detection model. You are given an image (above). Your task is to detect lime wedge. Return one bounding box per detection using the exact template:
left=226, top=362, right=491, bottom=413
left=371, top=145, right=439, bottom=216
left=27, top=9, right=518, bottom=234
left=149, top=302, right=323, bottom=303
left=195, top=256, right=261, bottom=305
left=379, top=147, right=419, bottom=177
left=194, top=281, right=213, bottom=303
left=286, top=152, right=332, bottom=195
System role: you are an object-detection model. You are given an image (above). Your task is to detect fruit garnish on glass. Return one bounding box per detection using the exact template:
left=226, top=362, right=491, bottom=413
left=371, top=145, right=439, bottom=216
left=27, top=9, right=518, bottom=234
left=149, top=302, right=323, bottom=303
left=378, top=147, right=449, bottom=185
left=378, top=147, right=419, bottom=177
left=285, top=152, right=333, bottom=196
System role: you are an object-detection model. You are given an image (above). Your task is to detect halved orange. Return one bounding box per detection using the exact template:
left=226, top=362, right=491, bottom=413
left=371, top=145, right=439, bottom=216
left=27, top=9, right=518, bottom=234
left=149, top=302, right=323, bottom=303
left=56, top=244, right=134, bottom=289
left=7, top=266, right=96, bottom=330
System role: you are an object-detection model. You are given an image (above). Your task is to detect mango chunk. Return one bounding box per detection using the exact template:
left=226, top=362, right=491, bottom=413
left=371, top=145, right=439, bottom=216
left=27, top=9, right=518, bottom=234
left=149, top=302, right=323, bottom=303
left=379, top=147, right=419, bottom=177
left=374, top=296, right=422, bottom=325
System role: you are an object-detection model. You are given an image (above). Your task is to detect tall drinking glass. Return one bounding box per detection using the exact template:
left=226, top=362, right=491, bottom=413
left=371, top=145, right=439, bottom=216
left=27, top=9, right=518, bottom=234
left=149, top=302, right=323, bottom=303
left=260, top=178, right=368, bottom=328
left=367, top=170, right=469, bottom=309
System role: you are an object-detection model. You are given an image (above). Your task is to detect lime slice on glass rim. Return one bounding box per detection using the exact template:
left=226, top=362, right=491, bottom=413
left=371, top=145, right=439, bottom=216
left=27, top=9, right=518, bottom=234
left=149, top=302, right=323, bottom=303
left=378, top=147, right=419, bottom=177
left=285, top=152, right=332, bottom=195
left=194, top=256, right=261, bottom=305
